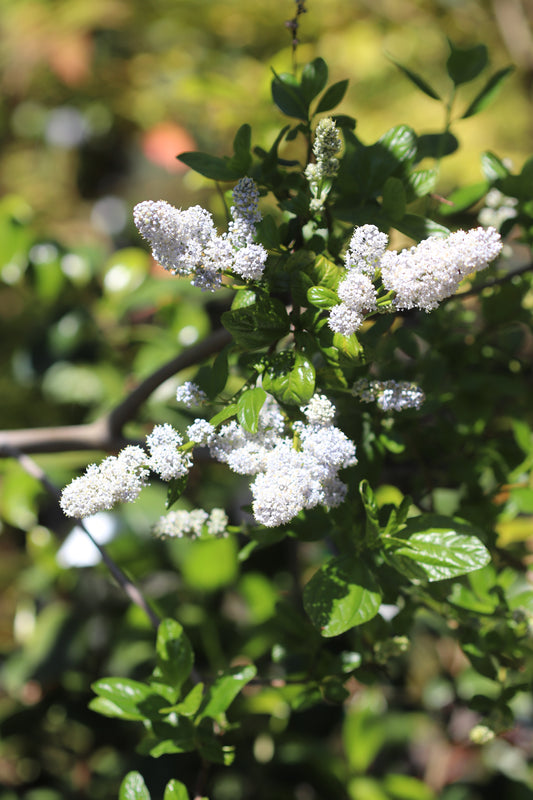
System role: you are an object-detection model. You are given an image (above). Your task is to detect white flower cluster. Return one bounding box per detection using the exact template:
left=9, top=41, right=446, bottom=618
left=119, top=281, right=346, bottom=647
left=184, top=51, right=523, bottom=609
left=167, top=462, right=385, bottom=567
left=153, top=507, right=229, bottom=539
left=60, top=446, right=150, bottom=519
left=134, top=178, right=267, bottom=290
left=328, top=224, right=502, bottom=335
left=60, top=424, right=192, bottom=519
left=478, top=188, right=518, bottom=231
left=175, top=381, right=207, bottom=407
left=146, top=423, right=192, bottom=481
left=380, top=226, right=503, bottom=311
left=208, top=394, right=356, bottom=527
left=353, top=379, right=425, bottom=412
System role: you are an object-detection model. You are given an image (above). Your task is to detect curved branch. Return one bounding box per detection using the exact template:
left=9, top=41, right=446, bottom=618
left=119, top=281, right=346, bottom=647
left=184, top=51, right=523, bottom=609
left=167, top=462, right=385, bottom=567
left=7, top=446, right=161, bottom=629
left=0, top=327, right=232, bottom=456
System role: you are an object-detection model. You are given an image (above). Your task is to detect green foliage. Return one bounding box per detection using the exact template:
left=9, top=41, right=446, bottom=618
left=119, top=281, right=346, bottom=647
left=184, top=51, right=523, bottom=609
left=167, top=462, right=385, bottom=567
left=1, top=9, right=533, bottom=800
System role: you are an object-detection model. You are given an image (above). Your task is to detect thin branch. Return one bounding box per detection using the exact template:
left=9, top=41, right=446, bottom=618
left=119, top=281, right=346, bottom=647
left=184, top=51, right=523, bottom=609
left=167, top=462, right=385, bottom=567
left=0, top=327, right=232, bottom=456
left=7, top=445, right=161, bottom=629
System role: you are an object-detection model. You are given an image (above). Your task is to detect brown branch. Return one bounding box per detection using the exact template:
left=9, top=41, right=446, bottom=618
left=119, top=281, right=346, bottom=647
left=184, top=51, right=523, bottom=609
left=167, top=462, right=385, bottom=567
left=7, top=445, right=161, bottom=629
left=0, top=327, right=232, bottom=456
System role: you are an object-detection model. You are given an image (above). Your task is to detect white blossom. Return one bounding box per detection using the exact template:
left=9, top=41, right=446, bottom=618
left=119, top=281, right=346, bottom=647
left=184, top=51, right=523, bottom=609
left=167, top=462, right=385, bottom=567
left=186, top=419, right=216, bottom=445
left=380, top=226, right=502, bottom=311
left=146, top=423, right=192, bottom=481
left=60, top=447, right=149, bottom=519
left=176, top=382, right=207, bottom=407
left=153, top=507, right=228, bottom=539
left=301, top=394, right=336, bottom=426
left=353, top=379, right=425, bottom=411
left=345, top=224, right=389, bottom=275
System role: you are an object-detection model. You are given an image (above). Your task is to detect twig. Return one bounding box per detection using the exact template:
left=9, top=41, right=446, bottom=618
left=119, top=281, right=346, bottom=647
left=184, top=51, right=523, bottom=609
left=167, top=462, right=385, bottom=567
left=0, top=327, right=232, bottom=456
left=6, top=445, right=161, bottom=629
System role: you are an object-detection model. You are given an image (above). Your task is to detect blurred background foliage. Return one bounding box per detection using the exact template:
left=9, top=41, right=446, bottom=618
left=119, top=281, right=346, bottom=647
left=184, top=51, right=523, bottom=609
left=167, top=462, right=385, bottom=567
left=1, top=1, right=533, bottom=798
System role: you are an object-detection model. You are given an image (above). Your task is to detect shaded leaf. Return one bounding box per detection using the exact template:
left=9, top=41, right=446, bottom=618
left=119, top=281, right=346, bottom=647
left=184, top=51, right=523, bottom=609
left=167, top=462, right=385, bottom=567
left=462, top=67, right=514, bottom=117
left=301, top=57, right=329, bottom=104
left=271, top=70, right=309, bottom=121
left=389, top=58, right=441, bottom=100
left=304, top=556, right=382, bottom=636
left=447, top=42, right=488, bottom=86
left=153, top=619, right=194, bottom=696
left=166, top=473, right=189, bottom=510
left=316, top=79, right=350, bottom=113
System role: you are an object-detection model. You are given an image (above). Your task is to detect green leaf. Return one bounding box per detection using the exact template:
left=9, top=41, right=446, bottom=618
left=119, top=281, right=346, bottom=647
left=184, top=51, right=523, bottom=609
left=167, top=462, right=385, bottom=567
left=237, top=387, right=267, bottom=433
left=389, top=58, right=441, bottom=100
left=176, top=152, right=244, bottom=181
left=438, top=181, right=490, bottom=216
left=446, top=41, right=488, bottom=86
left=395, top=215, right=450, bottom=241
left=316, top=79, right=349, bottom=113
left=89, top=696, right=143, bottom=721
left=271, top=70, right=309, bottom=121
left=359, top=479, right=381, bottom=546
left=462, top=66, right=514, bottom=117
left=221, top=295, right=290, bottom=349
left=229, top=124, right=252, bottom=174
left=119, top=772, right=151, bottom=800
left=304, top=556, right=382, bottom=637
left=153, top=619, right=194, bottom=696
left=261, top=351, right=316, bottom=405
left=379, top=125, right=418, bottom=166
left=388, top=516, right=491, bottom=581
left=91, top=677, right=162, bottom=720
left=332, top=332, right=364, bottom=362
left=164, top=780, right=190, bottom=800
left=166, top=472, right=189, bottom=510
left=209, top=404, right=238, bottom=428
left=301, top=57, right=328, bottom=105
left=407, top=168, right=439, bottom=199
left=164, top=683, right=204, bottom=717
left=196, top=348, right=229, bottom=400
left=481, top=151, right=511, bottom=181
left=382, top=176, right=406, bottom=221
left=416, top=132, right=458, bottom=161
left=198, top=664, right=257, bottom=720
left=307, top=285, right=338, bottom=309
left=255, top=214, right=280, bottom=249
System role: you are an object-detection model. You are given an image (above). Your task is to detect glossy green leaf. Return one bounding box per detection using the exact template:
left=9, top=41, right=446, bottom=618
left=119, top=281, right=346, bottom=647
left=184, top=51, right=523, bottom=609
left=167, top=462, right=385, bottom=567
left=316, top=79, right=349, bottom=113
left=481, top=150, right=511, bottom=181
left=407, top=168, right=439, bottom=199
left=462, top=66, right=514, bottom=118
left=261, top=351, right=316, bottom=406
left=164, top=683, right=204, bottom=717
left=271, top=70, right=309, bottom=121
left=389, top=58, right=441, bottom=100
left=307, top=285, right=338, bottom=309
left=91, top=677, right=160, bottom=719
left=119, top=772, right=151, bottom=800
left=446, top=42, right=488, bottom=86
left=332, top=332, right=364, bottom=362
left=209, top=404, right=238, bottom=427
left=221, top=295, right=290, bottom=349
left=301, top=58, right=328, bottom=104
left=198, top=664, right=257, bottom=720
left=88, top=696, right=144, bottom=721
left=377, top=125, right=417, bottom=168
left=390, top=520, right=490, bottom=581
left=229, top=124, right=252, bottom=173
left=237, top=387, right=267, bottom=433
left=303, top=556, right=382, bottom=637
left=164, top=780, right=190, bottom=800
left=153, top=619, right=194, bottom=695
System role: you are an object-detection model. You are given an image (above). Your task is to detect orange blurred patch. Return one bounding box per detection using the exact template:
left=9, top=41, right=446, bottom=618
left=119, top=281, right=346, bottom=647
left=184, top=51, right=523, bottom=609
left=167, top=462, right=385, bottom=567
left=142, top=122, right=196, bottom=173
